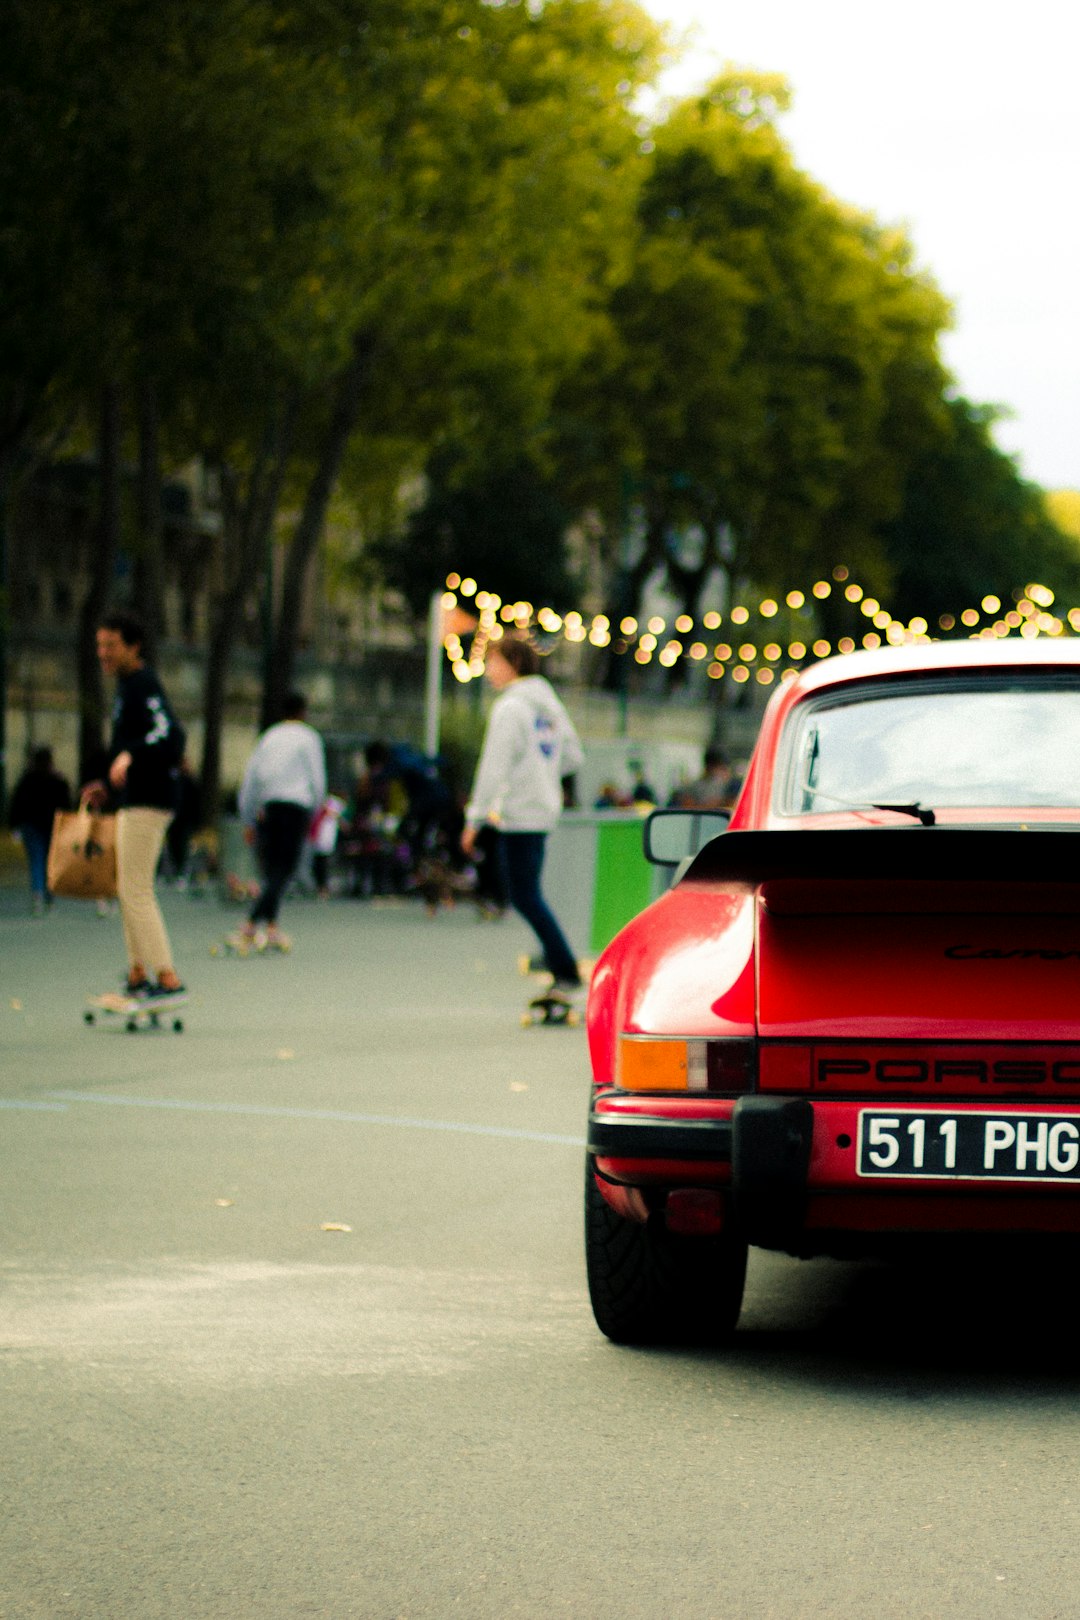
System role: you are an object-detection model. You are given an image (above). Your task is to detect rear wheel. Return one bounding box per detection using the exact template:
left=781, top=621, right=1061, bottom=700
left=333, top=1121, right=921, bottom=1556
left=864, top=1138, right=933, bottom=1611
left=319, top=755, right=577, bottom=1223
left=585, top=1165, right=747, bottom=1346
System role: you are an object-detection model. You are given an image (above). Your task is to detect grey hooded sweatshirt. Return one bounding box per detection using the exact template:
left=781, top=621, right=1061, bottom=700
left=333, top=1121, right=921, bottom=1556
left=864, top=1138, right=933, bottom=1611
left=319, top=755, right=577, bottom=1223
left=465, top=674, right=584, bottom=833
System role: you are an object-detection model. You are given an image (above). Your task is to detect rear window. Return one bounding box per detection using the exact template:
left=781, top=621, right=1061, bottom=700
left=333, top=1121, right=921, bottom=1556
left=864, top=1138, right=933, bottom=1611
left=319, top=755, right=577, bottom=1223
left=777, top=674, right=1080, bottom=814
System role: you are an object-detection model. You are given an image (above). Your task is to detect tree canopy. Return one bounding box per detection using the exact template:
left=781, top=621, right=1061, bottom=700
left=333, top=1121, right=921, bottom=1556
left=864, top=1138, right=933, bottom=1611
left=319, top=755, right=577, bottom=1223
left=4, top=4, right=1075, bottom=804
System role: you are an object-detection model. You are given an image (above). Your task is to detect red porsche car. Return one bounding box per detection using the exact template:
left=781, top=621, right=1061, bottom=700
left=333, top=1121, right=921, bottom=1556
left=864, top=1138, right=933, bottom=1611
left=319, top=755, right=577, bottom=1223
left=585, top=638, right=1080, bottom=1344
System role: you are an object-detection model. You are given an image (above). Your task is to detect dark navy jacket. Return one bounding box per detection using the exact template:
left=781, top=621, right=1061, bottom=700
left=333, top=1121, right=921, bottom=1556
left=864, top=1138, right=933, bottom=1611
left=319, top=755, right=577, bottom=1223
left=110, top=666, right=186, bottom=812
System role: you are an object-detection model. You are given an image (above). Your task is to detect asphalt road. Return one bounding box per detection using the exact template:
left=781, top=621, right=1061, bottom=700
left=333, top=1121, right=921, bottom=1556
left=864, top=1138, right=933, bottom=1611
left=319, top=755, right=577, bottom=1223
left=4, top=885, right=1080, bottom=1619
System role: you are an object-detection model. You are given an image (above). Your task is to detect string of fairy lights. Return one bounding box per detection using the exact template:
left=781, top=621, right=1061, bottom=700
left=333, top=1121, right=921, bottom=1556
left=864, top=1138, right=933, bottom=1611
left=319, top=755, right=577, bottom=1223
left=439, top=567, right=1074, bottom=689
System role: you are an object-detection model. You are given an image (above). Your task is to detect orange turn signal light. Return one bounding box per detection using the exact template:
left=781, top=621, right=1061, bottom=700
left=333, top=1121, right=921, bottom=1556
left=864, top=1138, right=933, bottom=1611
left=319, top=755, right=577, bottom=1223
left=617, top=1036, right=709, bottom=1092
left=616, top=1035, right=757, bottom=1094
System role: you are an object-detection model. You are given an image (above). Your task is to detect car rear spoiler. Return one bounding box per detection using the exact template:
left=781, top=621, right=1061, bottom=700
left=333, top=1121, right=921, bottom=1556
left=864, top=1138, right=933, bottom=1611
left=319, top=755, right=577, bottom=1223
left=683, top=827, right=1080, bottom=887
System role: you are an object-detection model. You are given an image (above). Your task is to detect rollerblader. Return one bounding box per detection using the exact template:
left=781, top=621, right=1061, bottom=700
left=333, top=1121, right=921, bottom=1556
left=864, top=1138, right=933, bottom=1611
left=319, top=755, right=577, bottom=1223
left=231, top=692, right=326, bottom=953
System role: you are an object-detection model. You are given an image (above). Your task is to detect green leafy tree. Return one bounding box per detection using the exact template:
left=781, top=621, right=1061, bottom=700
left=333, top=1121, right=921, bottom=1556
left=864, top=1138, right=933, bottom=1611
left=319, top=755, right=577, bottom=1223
left=384, top=446, right=577, bottom=616
left=3, top=0, right=368, bottom=787
left=881, top=397, right=1080, bottom=624
left=333, top=0, right=662, bottom=643
left=553, top=72, right=953, bottom=624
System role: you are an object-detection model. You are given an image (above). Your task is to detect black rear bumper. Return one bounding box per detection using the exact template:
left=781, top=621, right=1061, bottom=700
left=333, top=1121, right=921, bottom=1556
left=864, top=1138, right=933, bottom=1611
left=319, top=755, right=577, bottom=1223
left=587, top=1113, right=733, bottom=1161
left=588, top=1095, right=814, bottom=1250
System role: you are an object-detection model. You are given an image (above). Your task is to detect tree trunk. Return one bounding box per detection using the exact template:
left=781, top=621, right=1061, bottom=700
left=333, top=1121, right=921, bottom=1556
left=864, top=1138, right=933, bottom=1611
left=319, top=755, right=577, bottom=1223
left=134, top=379, right=167, bottom=658
left=199, top=398, right=298, bottom=826
left=261, top=334, right=371, bottom=728
left=76, top=384, right=122, bottom=780
left=199, top=592, right=239, bottom=834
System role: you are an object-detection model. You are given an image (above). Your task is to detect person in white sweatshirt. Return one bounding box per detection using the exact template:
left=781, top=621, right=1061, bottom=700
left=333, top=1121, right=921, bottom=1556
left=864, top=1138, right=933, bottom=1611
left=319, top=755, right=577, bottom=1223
left=234, top=691, right=326, bottom=948
left=461, top=635, right=584, bottom=990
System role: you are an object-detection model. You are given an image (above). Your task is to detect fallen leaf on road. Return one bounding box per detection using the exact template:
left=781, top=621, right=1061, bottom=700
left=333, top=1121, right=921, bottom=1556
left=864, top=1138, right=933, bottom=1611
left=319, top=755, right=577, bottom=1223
left=509, top=1082, right=529, bottom=1092
left=275, top=1049, right=295, bottom=1061
left=214, top=1198, right=235, bottom=1207
left=320, top=1222, right=352, bottom=1233
left=10, top=1000, right=23, bottom=1011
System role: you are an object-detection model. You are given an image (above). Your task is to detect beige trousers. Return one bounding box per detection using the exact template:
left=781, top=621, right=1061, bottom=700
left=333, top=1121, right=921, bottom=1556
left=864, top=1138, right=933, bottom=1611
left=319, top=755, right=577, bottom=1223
left=116, top=807, right=175, bottom=977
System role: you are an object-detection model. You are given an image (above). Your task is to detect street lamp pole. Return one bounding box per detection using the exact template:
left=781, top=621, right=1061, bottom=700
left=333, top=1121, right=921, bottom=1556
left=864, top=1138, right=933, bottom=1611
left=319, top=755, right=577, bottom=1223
left=423, top=589, right=442, bottom=760
left=0, top=464, right=9, bottom=819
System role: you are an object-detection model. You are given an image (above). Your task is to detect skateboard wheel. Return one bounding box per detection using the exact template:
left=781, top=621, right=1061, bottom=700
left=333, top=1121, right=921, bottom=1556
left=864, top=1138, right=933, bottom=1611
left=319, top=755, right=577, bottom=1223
left=172, top=1018, right=184, bottom=1033
left=83, top=1010, right=95, bottom=1026
left=125, top=1019, right=138, bottom=1033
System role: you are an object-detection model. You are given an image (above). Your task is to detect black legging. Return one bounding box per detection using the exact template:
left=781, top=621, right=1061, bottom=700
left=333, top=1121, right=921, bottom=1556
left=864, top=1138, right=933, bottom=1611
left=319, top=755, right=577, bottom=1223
left=498, top=830, right=580, bottom=985
left=250, top=801, right=311, bottom=925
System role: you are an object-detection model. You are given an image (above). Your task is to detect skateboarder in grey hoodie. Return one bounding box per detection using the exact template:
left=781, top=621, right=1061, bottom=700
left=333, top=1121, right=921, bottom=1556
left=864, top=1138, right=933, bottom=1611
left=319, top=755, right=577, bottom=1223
left=460, top=634, right=584, bottom=991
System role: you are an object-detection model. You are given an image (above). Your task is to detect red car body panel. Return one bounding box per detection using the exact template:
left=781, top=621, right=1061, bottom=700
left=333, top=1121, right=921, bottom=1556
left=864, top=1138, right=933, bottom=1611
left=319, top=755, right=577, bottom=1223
left=586, top=640, right=1080, bottom=1253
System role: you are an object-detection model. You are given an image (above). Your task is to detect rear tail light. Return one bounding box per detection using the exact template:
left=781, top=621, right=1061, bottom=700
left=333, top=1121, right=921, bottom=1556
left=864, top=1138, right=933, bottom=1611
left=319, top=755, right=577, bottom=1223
left=616, top=1035, right=757, bottom=1094
left=710, top=1037, right=757, bottom=1093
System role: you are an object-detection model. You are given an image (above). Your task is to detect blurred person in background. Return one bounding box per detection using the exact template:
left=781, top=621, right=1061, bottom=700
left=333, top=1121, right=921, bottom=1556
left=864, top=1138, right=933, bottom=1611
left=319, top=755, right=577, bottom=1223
left=671, top=745, right=742, bottom=812
left=232, top=691, right=326, bottom=951
left=8, top=746, right=71, bottom=914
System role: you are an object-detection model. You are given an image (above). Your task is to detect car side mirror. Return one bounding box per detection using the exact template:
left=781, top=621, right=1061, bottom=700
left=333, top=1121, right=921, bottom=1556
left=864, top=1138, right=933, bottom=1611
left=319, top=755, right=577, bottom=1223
left=643, top=807, right=731, bottom=867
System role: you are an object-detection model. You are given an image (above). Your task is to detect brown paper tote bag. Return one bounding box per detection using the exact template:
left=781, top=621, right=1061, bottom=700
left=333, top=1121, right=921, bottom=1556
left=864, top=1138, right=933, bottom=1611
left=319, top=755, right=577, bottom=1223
left=47, top=806, right=118, bottom=900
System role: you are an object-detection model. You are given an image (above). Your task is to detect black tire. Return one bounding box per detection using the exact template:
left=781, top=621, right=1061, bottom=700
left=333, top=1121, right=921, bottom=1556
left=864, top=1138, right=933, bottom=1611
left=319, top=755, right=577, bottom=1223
left=585, top=1163, right=747, bottom=1346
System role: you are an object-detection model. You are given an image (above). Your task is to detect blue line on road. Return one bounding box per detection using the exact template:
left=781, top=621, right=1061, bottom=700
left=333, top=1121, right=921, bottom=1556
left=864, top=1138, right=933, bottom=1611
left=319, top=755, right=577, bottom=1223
left=47, top=1091, right=585, bottom=1147
left=0, top=1099, right=70, bottom=1111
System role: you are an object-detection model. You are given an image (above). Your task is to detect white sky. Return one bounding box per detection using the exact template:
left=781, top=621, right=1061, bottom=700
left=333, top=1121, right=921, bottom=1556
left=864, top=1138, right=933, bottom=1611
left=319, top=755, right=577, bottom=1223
left=642, top=0, right=1080, bottom=490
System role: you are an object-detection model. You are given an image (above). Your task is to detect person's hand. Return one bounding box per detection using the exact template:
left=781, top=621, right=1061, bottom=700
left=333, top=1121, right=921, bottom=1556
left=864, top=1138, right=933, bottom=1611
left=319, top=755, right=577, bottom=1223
left=108, top=751, right=132, bottom=790
left=243, top=825, right=256, bottom=847
left=81, top=780, right=107, bottom=810
left=460, top=824, right=478, bottom=859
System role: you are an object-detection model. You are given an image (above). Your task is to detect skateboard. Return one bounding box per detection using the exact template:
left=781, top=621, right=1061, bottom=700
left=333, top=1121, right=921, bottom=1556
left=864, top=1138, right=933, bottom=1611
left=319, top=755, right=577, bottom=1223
left=210, top=930, right=291, bottom=957
left=517, top=954, right=595, bottom=983
left=84, top=990, right=188, bottom=1033
left=522, top=990, right=581, bottom=1028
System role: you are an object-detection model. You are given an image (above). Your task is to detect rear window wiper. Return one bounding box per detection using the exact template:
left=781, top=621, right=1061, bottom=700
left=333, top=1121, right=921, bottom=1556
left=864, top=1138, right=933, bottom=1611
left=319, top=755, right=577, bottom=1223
left=800, top=782, right=937, bottom=825
left=870, top=801, right=937, bottom=826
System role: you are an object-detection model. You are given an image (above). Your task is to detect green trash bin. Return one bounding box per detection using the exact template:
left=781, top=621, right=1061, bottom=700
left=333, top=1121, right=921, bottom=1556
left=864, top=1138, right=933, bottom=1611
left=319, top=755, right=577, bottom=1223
left=589, top=815, right=657, bottom=954
left=543, top=811, right=660, bottom=960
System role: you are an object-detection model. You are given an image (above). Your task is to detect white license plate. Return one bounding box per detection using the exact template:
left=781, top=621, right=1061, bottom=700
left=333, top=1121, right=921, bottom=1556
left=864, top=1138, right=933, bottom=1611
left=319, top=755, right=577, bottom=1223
left=857, top=1110, right=1080, bottom=1182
